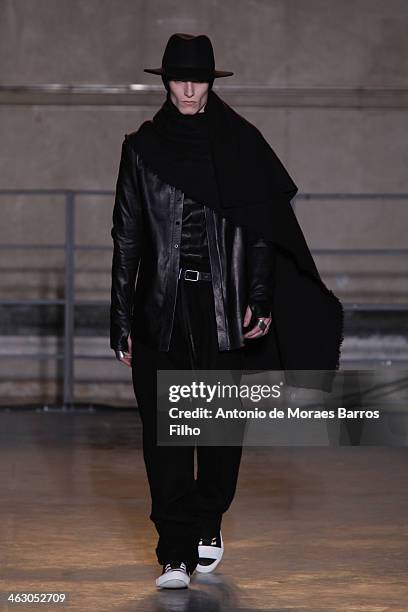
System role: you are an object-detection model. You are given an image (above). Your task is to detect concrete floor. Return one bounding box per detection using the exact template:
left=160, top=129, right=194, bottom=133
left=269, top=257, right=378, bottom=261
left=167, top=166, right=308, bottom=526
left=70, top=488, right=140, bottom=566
left=0, top=410, right=407, bottom=611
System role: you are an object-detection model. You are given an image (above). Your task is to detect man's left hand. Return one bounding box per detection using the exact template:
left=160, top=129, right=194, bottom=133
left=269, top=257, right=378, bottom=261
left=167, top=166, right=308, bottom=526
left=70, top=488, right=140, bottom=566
left=243, top=305, right=272, bottom=339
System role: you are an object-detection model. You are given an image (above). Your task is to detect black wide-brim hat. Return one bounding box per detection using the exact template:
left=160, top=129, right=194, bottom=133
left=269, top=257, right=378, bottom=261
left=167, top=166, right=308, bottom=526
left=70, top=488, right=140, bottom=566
left=144, top=33, right=234, bottom=81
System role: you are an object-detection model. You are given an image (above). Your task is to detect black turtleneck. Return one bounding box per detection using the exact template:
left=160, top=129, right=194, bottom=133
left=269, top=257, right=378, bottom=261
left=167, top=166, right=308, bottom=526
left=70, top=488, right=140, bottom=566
left=147, top=93, right=275, bottom=314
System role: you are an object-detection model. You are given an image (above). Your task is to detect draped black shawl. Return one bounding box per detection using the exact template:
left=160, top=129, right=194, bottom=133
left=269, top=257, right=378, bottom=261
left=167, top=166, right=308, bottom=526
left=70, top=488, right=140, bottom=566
left=128, top=89, right=344, bottom=391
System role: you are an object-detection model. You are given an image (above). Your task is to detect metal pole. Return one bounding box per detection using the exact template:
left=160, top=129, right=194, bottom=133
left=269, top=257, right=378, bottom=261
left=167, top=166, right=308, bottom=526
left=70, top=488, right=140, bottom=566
left=63, top=191, right=75, bottom=408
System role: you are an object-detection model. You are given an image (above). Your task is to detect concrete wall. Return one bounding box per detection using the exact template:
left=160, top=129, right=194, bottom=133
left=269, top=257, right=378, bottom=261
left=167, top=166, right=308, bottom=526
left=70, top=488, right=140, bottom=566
left=1, top=1, right=407, bottom=302
left=2, top=0, right=408, bottom=87
left=0, top=1, right=407, bottom=404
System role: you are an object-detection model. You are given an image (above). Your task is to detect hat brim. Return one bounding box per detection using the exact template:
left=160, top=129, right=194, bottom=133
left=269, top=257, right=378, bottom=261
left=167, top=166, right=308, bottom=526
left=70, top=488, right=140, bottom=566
left=144, top=68, right=234, bottom=78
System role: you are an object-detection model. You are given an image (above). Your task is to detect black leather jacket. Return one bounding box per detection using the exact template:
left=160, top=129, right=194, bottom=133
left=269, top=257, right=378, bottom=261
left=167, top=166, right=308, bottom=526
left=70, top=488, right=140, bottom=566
left=110, top=133, right=275, bottom=353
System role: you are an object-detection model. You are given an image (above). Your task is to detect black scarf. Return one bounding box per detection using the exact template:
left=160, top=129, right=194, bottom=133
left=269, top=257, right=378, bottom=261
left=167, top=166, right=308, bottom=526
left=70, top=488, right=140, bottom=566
left=128, top=89, right=344, bottom=390
left=132, top=89, right=299, bottom=226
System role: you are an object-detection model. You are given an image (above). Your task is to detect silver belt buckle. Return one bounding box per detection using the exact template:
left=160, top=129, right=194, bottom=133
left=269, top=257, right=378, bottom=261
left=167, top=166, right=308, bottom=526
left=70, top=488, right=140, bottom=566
left=184, top=269, right=199, bottom=281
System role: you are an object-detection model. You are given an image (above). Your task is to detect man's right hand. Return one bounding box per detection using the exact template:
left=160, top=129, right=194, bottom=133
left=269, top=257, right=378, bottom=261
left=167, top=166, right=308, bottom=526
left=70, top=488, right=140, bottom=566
left=115, top=334, right=132, bottom=367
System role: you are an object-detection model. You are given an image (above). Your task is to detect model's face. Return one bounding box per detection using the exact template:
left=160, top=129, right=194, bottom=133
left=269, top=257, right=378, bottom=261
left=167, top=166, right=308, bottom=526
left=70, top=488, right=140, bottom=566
left=168, top=80, right=210, bottom=115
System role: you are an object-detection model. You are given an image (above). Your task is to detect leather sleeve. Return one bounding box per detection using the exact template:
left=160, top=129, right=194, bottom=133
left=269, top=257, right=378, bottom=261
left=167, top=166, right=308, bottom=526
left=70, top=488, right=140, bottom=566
left=245, top=229, right=276, bottom=319
left=110, top=135, right=144, bottom=352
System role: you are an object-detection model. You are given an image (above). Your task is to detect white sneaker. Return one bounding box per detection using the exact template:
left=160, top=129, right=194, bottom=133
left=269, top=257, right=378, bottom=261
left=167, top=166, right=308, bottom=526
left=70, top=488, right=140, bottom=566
left=196, top=531, right=224, bottom=573
left=155, top=561, right=191, bottom=589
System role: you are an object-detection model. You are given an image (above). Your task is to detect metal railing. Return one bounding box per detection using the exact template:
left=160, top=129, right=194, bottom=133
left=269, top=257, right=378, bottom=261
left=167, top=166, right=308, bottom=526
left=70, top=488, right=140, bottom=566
left=0, top=188, right=407, bottom=408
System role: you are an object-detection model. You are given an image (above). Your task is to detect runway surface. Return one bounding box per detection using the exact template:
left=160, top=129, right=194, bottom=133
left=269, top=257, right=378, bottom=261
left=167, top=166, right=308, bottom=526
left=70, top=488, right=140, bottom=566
left=0, top=409, right=407, bottom=611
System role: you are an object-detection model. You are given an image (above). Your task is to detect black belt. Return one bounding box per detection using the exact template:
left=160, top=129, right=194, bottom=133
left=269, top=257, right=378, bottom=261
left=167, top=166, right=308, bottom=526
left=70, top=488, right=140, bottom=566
left=178, top=268, right=212, bottom=282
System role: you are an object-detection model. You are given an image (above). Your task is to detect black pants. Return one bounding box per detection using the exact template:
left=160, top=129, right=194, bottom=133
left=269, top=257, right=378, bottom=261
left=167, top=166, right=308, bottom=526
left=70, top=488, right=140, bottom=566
left=131, top=274, right=245, bottom=574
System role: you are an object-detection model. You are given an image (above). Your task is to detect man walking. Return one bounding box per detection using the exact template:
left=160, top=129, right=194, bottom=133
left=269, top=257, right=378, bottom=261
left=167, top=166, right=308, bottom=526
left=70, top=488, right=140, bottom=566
left=110, top=33, right=343, bottom=589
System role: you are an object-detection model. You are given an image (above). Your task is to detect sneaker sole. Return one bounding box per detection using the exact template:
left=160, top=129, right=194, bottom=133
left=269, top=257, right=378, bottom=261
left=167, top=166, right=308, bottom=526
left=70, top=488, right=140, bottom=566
left=156, top=571, right=190, bottom=589
left=196, top=532, right=224, bottom=574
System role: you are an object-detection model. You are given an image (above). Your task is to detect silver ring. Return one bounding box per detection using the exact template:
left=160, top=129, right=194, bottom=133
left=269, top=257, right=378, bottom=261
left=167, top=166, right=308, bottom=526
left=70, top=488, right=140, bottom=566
left=115, top=350, right=125, bottom=361
left=257, top=319, right=267, bottom=332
